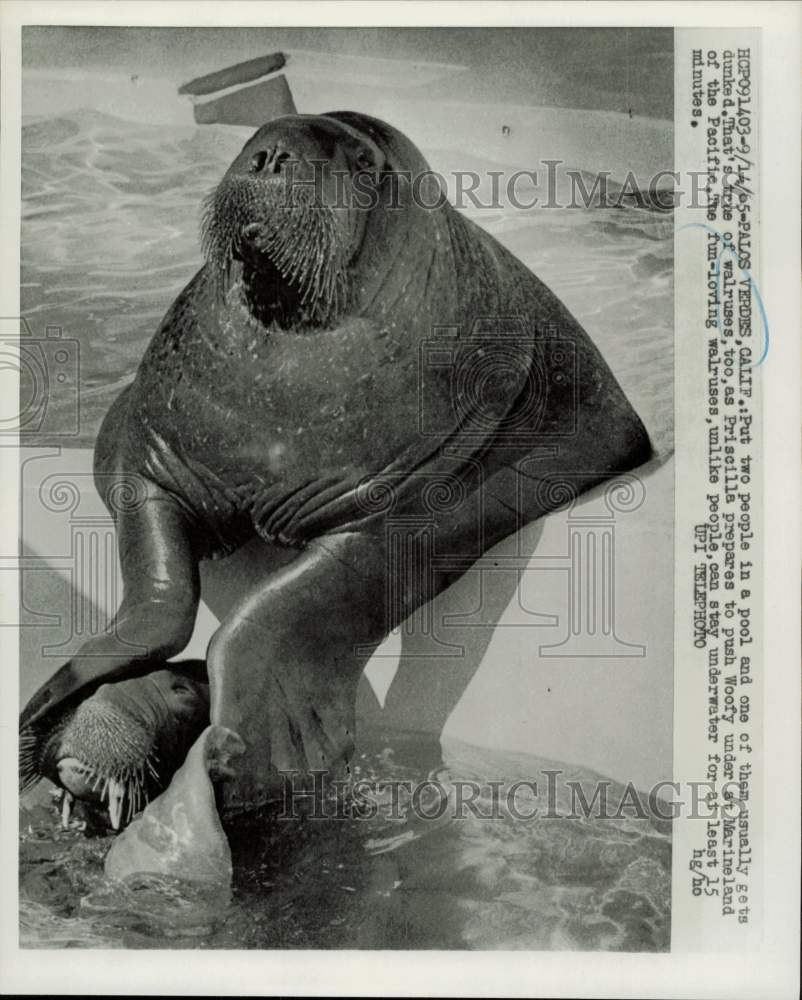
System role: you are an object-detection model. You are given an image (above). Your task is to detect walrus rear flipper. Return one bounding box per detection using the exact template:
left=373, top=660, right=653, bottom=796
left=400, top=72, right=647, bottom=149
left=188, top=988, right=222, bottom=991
left=205, top=532, right=389, bottom=816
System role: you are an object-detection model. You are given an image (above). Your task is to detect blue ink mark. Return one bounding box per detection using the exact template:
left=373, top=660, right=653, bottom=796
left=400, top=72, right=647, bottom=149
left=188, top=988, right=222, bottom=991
left=677, top=221, right=769, bottom=367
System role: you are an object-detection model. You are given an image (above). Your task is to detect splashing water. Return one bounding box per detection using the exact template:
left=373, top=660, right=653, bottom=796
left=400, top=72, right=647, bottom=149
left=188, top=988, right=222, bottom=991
left=20, top=728, right=670, bottom=950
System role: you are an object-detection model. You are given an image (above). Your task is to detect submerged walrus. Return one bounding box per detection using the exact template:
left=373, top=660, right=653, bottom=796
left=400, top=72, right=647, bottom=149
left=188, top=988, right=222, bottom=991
left=20, top=112, right=650, bottom=870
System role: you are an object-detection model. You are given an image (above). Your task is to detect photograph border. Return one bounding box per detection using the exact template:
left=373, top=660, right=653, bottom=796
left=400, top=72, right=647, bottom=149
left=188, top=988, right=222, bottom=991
left=1, top=2, right=798, bottom=997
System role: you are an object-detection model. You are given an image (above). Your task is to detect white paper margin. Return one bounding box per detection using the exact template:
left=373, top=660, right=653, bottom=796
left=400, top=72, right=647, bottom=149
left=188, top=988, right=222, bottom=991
left=0, top=3, right=798, bottom=998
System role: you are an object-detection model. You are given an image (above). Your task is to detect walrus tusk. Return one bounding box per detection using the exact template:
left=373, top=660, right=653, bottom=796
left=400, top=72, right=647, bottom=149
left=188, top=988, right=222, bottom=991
left=104, top=725, right=245, bottom=890
left=60, top=791, right=74, bottom=830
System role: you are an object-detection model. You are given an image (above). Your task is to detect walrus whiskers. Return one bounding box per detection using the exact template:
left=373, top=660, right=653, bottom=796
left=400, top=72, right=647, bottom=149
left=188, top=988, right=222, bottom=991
left=19, top=723, right=48, bottom=794
left=18, top=674, right=206, bottom=829
left=201, top=174, right=351, bottom=328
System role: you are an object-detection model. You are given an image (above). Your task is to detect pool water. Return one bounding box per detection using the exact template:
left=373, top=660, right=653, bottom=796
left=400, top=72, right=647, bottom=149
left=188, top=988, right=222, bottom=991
left=20, top=729, right=670, bottom=950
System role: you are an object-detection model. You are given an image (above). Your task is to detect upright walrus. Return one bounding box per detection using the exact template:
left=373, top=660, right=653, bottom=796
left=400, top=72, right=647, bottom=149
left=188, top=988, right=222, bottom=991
left=20, top=112, right=651, bottom=860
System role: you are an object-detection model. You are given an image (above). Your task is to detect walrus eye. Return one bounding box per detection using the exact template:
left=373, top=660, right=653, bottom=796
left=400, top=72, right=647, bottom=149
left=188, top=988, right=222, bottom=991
left=354, top=147, right=375, bottom=172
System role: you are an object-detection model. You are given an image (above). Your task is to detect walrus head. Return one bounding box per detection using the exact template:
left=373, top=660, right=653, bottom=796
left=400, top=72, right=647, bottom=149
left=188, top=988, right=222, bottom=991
left=201, top=113, right=390, bottom=330
left=20, top=663, right=210, bottom=829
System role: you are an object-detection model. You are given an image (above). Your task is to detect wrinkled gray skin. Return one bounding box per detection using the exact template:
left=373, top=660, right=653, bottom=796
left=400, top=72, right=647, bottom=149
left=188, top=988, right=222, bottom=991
left=20, top=112, right=651, bottom=879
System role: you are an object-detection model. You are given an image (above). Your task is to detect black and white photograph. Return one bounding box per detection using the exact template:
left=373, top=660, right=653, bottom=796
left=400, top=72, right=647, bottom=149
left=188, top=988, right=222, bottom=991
left=0, top=2, right=798, bottom=997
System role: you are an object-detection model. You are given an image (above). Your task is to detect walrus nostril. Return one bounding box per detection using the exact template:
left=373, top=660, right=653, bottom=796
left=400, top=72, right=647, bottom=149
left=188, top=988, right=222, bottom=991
left=250, top=149, right=269, bottom=173
left=249, top=148, right=292, bottom=175
left=269, top=150, right=291, bottom=174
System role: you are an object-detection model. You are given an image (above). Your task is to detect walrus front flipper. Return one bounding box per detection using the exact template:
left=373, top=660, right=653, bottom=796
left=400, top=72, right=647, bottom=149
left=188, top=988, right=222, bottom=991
left=20, top=487, right=201, bottom=733
left=19, top=483, right=204, bottom=810
left=206, top=533, right=389, bottom=815
left=104, top=725, right=245, bottom=888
